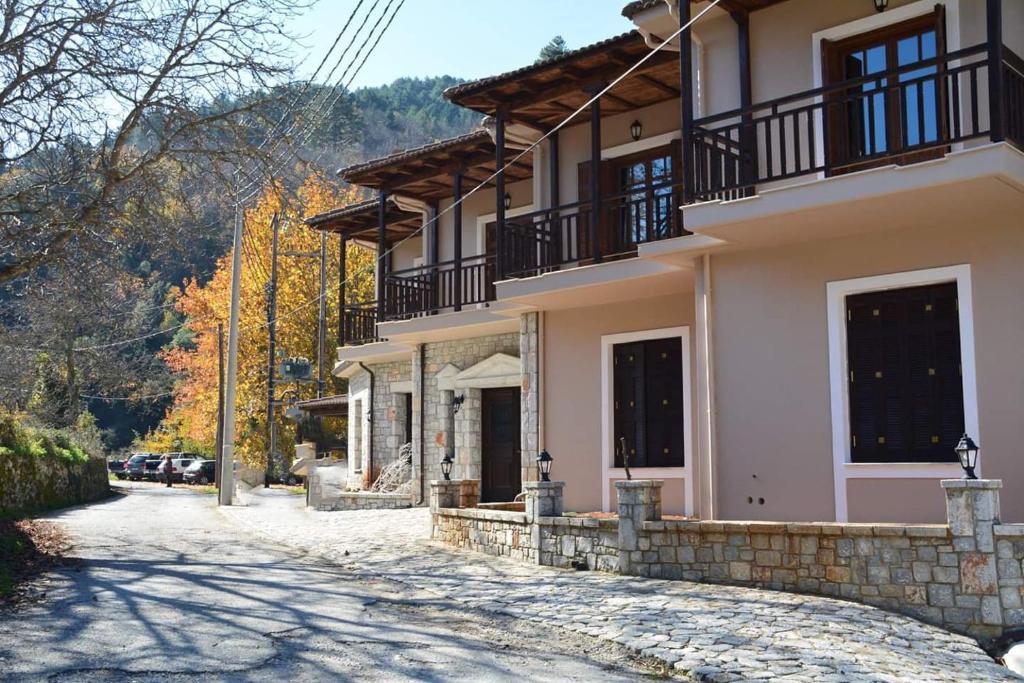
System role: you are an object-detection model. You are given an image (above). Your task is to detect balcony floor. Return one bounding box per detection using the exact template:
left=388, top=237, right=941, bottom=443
left=677, top=143, right=1024, bottom=250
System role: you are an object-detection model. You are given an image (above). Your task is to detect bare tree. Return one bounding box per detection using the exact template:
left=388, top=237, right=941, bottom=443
left=0, top=0, right=312, bottom=284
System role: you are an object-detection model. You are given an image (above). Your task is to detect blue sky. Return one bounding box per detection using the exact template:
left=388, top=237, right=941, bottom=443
left=288, top=1, right=632, bottom=90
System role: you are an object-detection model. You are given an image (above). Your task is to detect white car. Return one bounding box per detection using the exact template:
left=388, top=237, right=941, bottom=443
left=157, top=454, right=199, bottom=483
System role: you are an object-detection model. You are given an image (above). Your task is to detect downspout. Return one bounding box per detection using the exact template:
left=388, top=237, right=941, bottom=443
left=700, top=253, right=718, bottom=519
left=417, top=343, right=426, bottom=505
left=356, top=362, right=375, bottom=488
left=538, top=311, right=545, bottom=463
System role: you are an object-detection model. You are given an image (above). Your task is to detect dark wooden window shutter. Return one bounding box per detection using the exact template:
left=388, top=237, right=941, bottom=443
left=846, top=282, right=963, bottom=464
left=613, top=337, right=685, bottom=469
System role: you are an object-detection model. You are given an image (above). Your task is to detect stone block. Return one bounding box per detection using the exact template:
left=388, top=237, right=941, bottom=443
left=928, top=584, right=955, bottom=607
left=932, top=566, right=960, bottom=584
left=959, top=552, right=998, bottom=595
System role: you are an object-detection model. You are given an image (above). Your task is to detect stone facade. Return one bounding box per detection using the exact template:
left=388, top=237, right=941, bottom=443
left=420, top=332, right=520, bottom=484
left=432, top=478, right=1024, bottom=642
left=0, top=450, right=109, bottom=516
left=348, top=359, right=412, bottom=486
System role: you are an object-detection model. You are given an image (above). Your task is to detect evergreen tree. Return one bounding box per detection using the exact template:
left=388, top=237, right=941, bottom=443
left=537, top=36, right=570, bottom=63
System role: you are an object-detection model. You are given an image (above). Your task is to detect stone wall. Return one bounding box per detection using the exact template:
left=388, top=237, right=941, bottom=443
left=0, top=450, right=108, bottom=516
left=314, top=491, right=412, bottom=512
left=432, top=478, right=1024, bottom=642
left=519, top=313, right=540, bottom=485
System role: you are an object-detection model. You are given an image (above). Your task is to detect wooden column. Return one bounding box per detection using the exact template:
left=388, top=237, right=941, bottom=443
left=453, top=172, right=463, bottom=312
left=338, top=234, right=347, bottom=347
left=589, top=91, right=602, bottom=263
left=736, top=11, right=755, bottom=195
left=988, top=0, right=1004, bottom=142
left=377, top=190, right=387, bottom=316
left=495, top=111, right=507, bottom=280
left=549, top=130, right=561, bottom=270
left=679, top=0, right=695, bottom=205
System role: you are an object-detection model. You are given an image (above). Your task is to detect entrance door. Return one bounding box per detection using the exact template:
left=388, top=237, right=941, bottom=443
left=481, top=387, right=521, bottom=502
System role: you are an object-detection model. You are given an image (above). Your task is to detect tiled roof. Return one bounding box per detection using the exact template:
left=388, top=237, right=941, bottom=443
left=443, top=32, right=642, bottom=102
left=621, top=0, right=663, bottom=19
left=304, top=199, right=377, bottom=227
left=336, top=129, right=490, bottom=181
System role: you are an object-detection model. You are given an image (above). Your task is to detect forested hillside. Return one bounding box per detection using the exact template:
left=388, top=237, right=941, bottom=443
left=2, top=75, right=478, bottom=454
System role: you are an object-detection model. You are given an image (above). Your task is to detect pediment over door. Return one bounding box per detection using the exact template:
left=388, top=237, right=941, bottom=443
left=453, top=353, right=521, bottom=389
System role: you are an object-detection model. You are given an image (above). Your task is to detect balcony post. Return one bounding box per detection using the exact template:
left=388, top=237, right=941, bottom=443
left=338, top=234, right=347, bottom=347
left=377, top=190, right=388, bottom=319
left=679, top=0, right=695, bottom=206
left=429, top=201, right=440, bottom=314
left=453, top=171, right=463, bottom=312
left=495, top=111, right=507, bottom=281
left=987, top=0, right=1004, bottom=142
left=736, top=11, right=755, bottom=196
left=589, top=89, right=602, bottom=263
left=549, top=129, right=561, bottom=271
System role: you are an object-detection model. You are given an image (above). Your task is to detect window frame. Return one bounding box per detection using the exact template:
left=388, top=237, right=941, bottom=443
left=601, top=326, right=694, bottom=516
left=826, top=265, right=979, bottom=522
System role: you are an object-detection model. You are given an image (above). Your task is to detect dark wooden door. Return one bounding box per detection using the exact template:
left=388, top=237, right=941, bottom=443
left=481, top=387, right=521, bottom=502
left=613, top=337, right=685, bottom=468
left=823, top=9, right=947, bottom=174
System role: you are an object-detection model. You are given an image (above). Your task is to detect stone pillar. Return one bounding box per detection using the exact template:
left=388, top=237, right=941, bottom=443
left=616, top=480, right=663, bottom=576
left=524, top=480, right=564, bottom=565
left=520, top=312, right=540, bottom=485
left=459, top=479, right=480, bottom=509
left=523, top=481, right=564, bottom=522
left=942, top=479, right=1002, bottom=630
left=429, top=480, right=462, bottom=512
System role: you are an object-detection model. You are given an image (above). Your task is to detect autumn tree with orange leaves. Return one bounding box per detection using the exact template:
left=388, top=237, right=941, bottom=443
left=148, top=174, right=374, bottom=466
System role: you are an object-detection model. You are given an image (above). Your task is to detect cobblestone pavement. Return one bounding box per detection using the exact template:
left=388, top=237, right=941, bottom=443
left=221, top=488, right=1019, bottom=682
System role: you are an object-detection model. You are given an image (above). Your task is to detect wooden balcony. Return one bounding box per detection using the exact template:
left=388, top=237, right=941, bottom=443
left=382, top=254, right=495, bottom=321
left=339, top=302, right=379, bottom=347
left=689, top=42, right=1024, bottom=202
left=500, top=181, right=689, bottom=279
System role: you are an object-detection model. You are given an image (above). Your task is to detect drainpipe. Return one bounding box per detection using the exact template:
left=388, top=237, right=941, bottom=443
left=416, top=343, right=426, bottom=505
left=356, top=362, right=375, bottom=488
left=697, top=253, right=718, bottom=519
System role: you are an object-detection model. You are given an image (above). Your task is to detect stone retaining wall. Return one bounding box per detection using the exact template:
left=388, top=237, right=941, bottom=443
left=314, top=491, right=412, bottom=512
left=431, top=478, right=1024, bottom=642
left=0, top=450, right=108, bottom=516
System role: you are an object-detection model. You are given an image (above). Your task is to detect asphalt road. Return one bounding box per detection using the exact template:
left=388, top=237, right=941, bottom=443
left=0, top=484, right=657, bottom=682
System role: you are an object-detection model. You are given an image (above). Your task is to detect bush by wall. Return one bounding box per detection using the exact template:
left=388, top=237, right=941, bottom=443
left=0, top=415, right=109, bottom=517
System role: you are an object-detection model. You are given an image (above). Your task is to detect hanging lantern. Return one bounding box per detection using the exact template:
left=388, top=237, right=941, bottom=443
left=630, top=119, right=643, bottom=141
left=954, top=433, right=979, bottom=480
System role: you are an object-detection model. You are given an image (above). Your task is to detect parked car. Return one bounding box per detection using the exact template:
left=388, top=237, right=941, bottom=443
left=124, top=453, right=152, bottom=481
left=143, top=455, right=164, bottom=481
left=108, top=460, right=126, bottom=480
left=183, top=460, right=216, bottom=485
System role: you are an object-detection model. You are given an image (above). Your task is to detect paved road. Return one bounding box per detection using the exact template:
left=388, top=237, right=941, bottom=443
left=222, top=487, right=1019, bottom=683
left=0, top=484, right=658, bottom=682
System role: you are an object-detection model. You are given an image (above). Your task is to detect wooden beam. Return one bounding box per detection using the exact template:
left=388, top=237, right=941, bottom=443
left=496, top=49, right=678, bottom=113
left=637, top=74, right=680, bottom=97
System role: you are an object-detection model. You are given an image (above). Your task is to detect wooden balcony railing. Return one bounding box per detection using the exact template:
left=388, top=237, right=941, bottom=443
left=691, top=43, right=1024, bottom=201
left=382, top=254, right=495, bottom=321
left=339, top=302, right=378, bottom=347
left=502, top=181, right=688, bottom=279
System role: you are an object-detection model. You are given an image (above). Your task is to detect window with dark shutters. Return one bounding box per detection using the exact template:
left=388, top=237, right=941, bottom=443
left=612, top=337, right=685, bottom=468
left=846, top=282, right=963, bottom=464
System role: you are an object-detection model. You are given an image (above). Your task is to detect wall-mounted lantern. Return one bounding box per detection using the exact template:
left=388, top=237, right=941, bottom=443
left=630, top=119, right=643, bottom=142
left=873, top=0, right=889, bottom=12
left=451, top=393, right=466, bottom=416
left=503, top=192, right=512, bottom=211
left=440, top=452, right=454, bottom=481
left=955, top=433, right=979, bottom=480
left=537, top=449, right=553, bottom=482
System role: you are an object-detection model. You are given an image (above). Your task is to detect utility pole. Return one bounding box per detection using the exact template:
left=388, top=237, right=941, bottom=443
left=317, top=230, right=328, bottom=398
left=215, top=323, right=225, bottom=494
left=220, top=197, right=243, bottom=506
left=265, top=212, right=280, bottom=489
